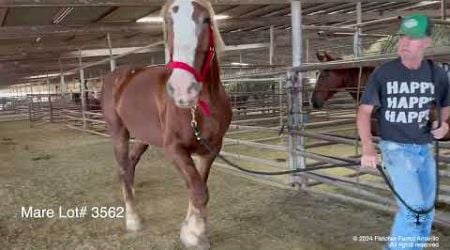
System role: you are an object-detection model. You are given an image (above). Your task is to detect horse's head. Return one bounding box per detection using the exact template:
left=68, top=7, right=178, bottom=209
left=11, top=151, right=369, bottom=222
left=163, top=0, right=221, bottom=108
left=311, top=52, right=346, bottom=109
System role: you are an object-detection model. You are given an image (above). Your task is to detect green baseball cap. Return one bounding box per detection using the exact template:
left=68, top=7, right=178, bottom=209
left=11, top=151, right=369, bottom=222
left=397, top=14, right=432, bottom=38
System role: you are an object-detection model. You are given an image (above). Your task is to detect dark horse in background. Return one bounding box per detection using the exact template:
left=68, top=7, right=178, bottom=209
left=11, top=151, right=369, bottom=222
left=311, top=51, right=450, bottom=140
left=71, top=91, right=101, bottom=111
left=71, top=80, right=102, bottom=111
left=101, top=1, right=232, bottom=249
left=311, top=51, right=373, bottom=109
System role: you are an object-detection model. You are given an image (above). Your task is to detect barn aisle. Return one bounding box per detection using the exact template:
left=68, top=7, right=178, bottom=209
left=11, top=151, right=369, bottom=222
left=1, top=120, right=448, bottom=250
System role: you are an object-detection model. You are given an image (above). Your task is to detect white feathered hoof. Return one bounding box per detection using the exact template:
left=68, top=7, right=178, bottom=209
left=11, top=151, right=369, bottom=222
left=180, top=220, right=210, bottom=250
left=126, top=214, right=142, bottom=232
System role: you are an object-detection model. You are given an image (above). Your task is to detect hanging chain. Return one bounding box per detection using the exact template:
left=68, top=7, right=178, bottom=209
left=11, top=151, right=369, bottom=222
left=191, top=106, right=201, bottom=141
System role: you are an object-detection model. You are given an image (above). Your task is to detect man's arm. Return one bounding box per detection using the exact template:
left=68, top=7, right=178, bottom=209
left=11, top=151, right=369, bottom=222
left=440, top=106, right=450, bottom=122
left=431, top=106, right=450, bottom=139
left=357, top=104, right=379, bottom=168
left=431, top=71, right=450, bottom=139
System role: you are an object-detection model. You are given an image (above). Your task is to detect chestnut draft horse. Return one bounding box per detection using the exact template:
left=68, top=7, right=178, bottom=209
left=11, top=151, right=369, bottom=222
left=101, top=1, right=232, bottom=249
left=310, top=51, right=450, bottom=140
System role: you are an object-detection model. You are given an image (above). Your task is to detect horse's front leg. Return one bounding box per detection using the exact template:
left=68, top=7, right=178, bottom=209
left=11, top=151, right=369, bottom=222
left=111, top=127, right=147, bottom=232
left=186, top=153, right=216, bottom=232
left=166, top=146, right=210, bottom=250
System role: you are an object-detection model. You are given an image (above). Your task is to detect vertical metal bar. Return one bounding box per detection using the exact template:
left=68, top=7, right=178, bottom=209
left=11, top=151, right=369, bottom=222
left=49, top=95, right=53, bottom=123
left=79, top=49, right=87, bottom=130
left=46, top=72, right=51, bottom=94
left=28, top=94, right=33, bottom=128
left=305, top=39, right=310, bottom=63
left=29, top=83, right=34, bottom=127
left=107, top=33, right=116, bottom=71
left=165, top=40, right=170, bottom=63
left=354, top=2, right=363, bottom=155
left=441, top=0, right=447, bottom=20
left=239, top=52, right=243, bottom=75
left=269, top=25, right=274, bottom=65
left=279, top=78, right=283, bottom=127
left=289, top=0, right=306, bottom=187
left=59, top=59, right=66, bottom=94
left=353, top=2, right=362, bottom=57
left=291, top=1, right=302, bottom=67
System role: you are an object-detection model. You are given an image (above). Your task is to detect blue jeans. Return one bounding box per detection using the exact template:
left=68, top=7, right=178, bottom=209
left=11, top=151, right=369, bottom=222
left=379, top=140, right=436, bottom=250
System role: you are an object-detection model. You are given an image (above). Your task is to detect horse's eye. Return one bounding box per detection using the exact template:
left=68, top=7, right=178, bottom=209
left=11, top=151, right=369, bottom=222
left=203, top=17, right=211, bottom=24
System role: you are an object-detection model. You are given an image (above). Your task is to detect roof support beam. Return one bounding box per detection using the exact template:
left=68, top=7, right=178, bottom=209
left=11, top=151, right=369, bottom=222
left=0, top=0, right=424, bottom=7
left=0, top=23, right=162, bottom=40
left=0, top=8, right=7, bottom=26
left=0, top=7, right=444, bottom=41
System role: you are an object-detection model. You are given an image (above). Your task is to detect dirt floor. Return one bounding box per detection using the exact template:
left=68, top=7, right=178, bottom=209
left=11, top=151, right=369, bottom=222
left=1, top=120, right=449, bottom=250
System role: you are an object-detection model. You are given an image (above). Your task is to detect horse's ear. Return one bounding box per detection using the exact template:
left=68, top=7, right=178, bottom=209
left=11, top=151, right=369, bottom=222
left=316, top=51, right=326, bottom=62
left=323, top=51, right=335, bottom=61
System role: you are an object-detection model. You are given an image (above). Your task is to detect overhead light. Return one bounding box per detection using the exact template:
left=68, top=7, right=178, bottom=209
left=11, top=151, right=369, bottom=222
left=53, top=7, right=74, bottom=24
left=136, top=14, right=230, bottom=23
left=214, top=15, right=229, bottom=20
left=231, top=62, right=250, bottom=66
left=137, top=16, right=163, bottom=23
left=27, top=73, right=61, bottom=79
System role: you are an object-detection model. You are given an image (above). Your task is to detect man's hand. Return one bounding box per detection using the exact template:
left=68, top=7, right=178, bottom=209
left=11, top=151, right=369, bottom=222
left=360, top=145, right=379, bottom=169
left=431, top=121, right=449, bottom=139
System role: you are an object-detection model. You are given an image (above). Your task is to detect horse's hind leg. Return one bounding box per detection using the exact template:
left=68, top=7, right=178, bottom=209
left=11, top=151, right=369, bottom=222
left=166, top=148, right=210, bottom=250
left=111, top=126, right=143, bottom=231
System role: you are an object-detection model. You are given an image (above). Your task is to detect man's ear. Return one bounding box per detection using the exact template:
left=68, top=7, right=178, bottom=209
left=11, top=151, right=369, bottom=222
left=423, top=36, right=432, bottom=48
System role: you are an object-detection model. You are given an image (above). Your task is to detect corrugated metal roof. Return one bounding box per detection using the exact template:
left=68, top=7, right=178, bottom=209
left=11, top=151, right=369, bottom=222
left=0, top=1, right=448, bottom=84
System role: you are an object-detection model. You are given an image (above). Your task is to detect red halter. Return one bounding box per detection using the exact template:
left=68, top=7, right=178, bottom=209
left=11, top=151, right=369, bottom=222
left=167, top=25, right=216, bottom=83
left=167, top=25, right=216, bottom=117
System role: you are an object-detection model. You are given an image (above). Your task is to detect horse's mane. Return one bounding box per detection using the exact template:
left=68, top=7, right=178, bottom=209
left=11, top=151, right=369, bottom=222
left=161, top=0, right=225, bottom=59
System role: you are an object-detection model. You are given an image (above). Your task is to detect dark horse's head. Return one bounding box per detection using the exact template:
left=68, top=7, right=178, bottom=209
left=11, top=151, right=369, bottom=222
left=163, top=0, right=224, bottom=108
left=311, top=51, right=348, bottom=109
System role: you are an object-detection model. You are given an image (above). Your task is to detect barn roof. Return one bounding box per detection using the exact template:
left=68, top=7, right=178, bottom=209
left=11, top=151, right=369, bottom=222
left=0, top=0, right=448, bottom=85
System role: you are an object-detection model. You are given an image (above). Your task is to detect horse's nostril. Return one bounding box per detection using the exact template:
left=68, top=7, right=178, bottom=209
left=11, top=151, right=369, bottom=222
left=312, top=100, right=322, bottom=109
left=188, top=82, right=202, bottom=94
left=166, top=83, right=175, bottom=96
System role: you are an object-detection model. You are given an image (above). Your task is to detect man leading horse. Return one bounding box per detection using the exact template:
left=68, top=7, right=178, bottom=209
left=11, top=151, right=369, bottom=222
left=357, top=14, right=449, bottom=250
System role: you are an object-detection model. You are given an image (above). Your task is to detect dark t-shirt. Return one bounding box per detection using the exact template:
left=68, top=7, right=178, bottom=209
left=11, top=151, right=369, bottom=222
left=361, top=58, right=449, bottom=144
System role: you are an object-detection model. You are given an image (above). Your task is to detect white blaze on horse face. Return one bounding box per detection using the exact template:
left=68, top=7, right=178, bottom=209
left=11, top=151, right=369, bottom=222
left=168, top=0, right=202, bottom=108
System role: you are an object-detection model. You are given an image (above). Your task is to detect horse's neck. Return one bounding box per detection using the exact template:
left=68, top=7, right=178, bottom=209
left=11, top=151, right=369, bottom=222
left=346, top=67, right=373, bottom=101
left=202, top=57, right=222, bottom=98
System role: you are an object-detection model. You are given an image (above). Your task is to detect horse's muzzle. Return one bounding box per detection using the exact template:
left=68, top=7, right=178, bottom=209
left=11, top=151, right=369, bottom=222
left=175, top=98, right=197, bottom=109
left=312, top=100, right=324, bottom=109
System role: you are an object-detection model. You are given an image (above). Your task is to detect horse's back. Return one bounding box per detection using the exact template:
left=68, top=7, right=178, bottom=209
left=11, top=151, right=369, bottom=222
left=102, top=66, right=169, bottom=146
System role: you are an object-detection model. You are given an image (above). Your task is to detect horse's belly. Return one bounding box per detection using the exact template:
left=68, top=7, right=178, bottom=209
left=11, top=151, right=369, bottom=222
left=117, top=105, right=163, bottom=146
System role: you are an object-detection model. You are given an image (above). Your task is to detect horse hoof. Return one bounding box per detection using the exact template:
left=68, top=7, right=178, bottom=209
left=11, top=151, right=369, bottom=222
left=126, top=217, right=142, bottom=232
left=180, top=222, right=210, bottom=250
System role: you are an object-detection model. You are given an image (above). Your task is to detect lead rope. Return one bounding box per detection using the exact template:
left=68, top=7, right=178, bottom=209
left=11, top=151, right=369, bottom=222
left=189, top=108, right=357, bottom=176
